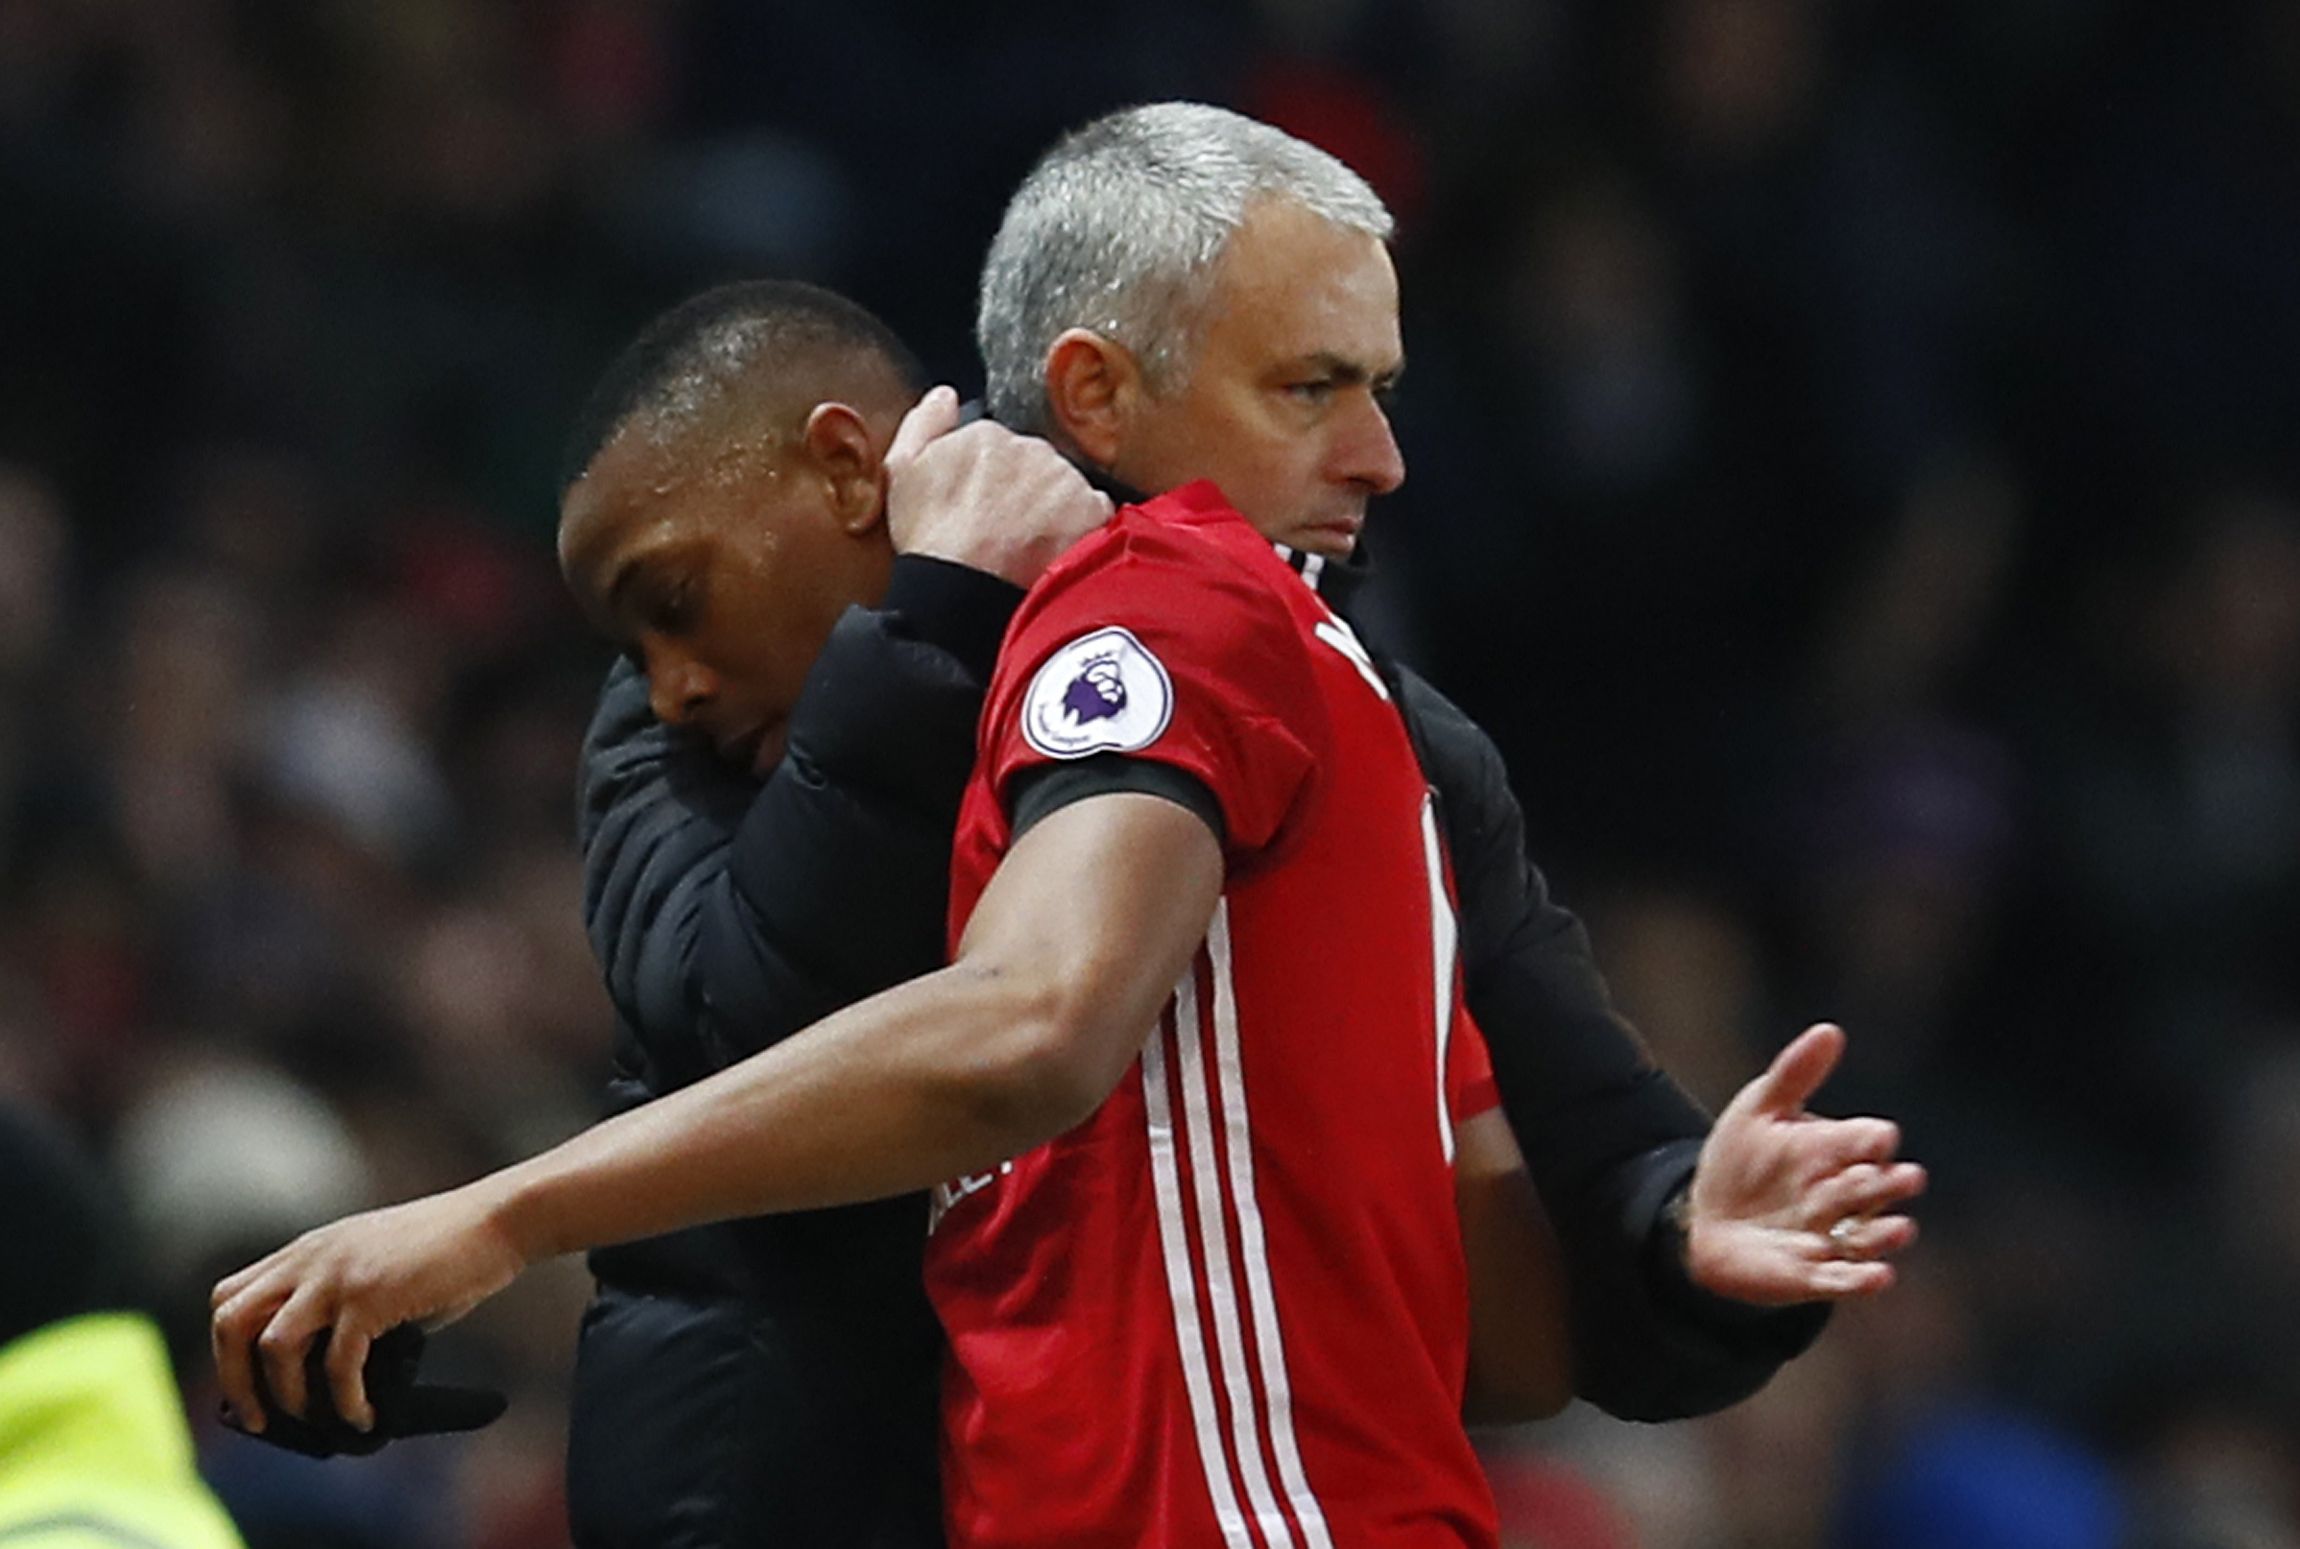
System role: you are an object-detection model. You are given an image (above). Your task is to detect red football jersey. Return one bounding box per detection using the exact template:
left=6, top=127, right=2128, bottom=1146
left=930, top=482, right=1502, bottom=1549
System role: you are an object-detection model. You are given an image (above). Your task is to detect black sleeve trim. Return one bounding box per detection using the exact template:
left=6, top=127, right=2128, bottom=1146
left=1008, top=754, right=1226, bottom=848
left=880, top=555, right=1025, bottom=684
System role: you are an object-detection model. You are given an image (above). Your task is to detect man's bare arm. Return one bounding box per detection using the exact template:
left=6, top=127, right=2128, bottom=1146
left=1455, top=1109, right=1573, bottom=1425
left=212, top=792, right=1222, bottom=1434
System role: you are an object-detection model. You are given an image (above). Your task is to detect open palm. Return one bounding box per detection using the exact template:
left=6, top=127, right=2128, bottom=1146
left=1683, top=1023, right=1927, bottom=1306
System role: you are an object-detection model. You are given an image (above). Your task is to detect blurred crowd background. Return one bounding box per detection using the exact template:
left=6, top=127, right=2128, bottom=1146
left=3, top=1, right=2298, bottom=1545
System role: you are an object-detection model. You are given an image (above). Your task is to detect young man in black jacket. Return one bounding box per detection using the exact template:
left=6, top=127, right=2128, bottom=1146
left=216, top=107, right=1922, bottom=1545
left=553, top=281, right=1111, bottom=1547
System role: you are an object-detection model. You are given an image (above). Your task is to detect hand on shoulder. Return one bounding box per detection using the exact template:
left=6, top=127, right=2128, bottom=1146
left=885, top=386, right=1112, bottom=588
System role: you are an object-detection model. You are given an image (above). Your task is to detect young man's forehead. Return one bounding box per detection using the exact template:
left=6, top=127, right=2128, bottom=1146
left=558, top=442, right=696, bottom=596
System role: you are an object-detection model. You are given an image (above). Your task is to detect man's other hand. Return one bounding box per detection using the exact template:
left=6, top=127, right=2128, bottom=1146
left=1681, top=1023, right=1926, bottom=1306
left=884, top=385, right=1112, bottom=587
left=222, top=1324, right=507, bottom=1457
left=211, top=1185, right=527, bottom=1436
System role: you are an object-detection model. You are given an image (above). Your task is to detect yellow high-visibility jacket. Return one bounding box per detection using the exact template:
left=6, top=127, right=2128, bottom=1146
left=0, top=1313, right=247, bottom=1549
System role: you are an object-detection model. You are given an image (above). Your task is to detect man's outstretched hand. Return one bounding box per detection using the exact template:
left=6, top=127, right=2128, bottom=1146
left=211, top=1185, right=529, bottom=1438
left=1682, top=1023, right=1926, bottom=1306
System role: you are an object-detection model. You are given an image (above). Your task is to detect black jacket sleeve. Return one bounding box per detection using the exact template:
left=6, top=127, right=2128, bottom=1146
left=1392, top=665, right=1826, bottom=1420
left=578, top=556, right=1023, bottom=1101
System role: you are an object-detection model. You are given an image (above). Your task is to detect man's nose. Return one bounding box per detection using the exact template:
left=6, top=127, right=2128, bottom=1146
left=1338, top=396, right=1406, bottom=495
left=645, top=645, right=719, bottom=729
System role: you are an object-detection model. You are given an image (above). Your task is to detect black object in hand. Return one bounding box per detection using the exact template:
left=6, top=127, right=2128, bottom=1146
left=225, top=1324, right=506, bottom=1458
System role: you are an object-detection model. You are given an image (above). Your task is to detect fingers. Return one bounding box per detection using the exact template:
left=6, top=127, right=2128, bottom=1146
left=1802, top=1160, right=1928, bottom=1229
left=1804, top=1192, right=1919, bottom=1294
left=1806, top=1257, right=1897, bottom=1299
left=885, top=385, right=962, bottom=474
left=1794, top=1120, right=1913, bottom=1188
left=325, top=1324, right=377, bottom=1432
left=213, top=1247, right=354, bottom=1433
left=1826, top=1212, right=1919, bottom=1262
left=1744, top=1023, right=1847, bottom=1116
left=256, top=1280, right=330, bottom=1424
left=210, top=1281, right=273, bottom=1434
left=1688, top=1219, right=1914, bottom=1305
left=884, top=416, right=1109, bottom=584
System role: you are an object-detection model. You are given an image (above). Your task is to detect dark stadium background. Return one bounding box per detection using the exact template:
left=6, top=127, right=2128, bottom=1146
left=4, top=2, right=2298, bottom=1545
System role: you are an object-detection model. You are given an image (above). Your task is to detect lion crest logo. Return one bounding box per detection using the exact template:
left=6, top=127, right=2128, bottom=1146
left=1061, top=657, right=1128, bottom=724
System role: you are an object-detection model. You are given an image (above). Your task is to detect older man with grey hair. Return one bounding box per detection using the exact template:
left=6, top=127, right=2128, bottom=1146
left=970, top=99, right=1921, bottom=1416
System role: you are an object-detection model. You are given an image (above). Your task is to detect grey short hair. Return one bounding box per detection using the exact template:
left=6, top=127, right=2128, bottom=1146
left=977, top=102, right=1394, bottom=434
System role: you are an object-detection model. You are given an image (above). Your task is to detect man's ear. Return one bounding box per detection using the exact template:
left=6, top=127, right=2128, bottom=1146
left=802, top=401, right=888, bottom=536
left=1043, top=329, right=1139, bottom=470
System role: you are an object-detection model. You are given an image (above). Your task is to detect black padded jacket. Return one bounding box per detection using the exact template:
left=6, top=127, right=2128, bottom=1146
left=565, top=552, right=1820, bottom=1549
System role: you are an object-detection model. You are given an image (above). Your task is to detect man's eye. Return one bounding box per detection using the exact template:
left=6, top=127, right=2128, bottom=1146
left=1286, top=379, right=1337, bottom=406
left=645, top=577, right=701, bottom=634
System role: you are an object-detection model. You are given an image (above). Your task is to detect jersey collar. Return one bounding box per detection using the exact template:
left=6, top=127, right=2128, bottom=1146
left=1092, top=472, right=1377, bottom=612
left=1267, top=541, right=1371, bottom=611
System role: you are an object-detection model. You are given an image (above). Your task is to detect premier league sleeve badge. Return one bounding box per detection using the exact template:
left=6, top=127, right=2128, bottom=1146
left=1021, top=626, right=1176, bottom=759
